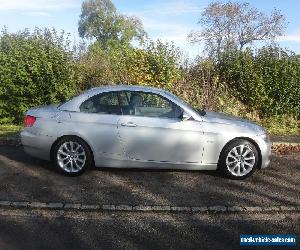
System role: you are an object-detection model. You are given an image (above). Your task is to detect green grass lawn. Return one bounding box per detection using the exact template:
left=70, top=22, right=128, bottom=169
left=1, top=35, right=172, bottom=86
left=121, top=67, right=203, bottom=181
left=0, top=124, right=22, bottom=138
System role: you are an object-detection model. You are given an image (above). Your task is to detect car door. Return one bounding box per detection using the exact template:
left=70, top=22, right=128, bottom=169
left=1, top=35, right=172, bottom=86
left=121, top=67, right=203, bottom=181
left=69, top=91, right=124, bottom=160
left=117, top=91, right=204, bottom=164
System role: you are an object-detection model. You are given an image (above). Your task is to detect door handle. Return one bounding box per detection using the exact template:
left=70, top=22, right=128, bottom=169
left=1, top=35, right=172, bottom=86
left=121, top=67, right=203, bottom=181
left=121, top=122, right=137, bottom=127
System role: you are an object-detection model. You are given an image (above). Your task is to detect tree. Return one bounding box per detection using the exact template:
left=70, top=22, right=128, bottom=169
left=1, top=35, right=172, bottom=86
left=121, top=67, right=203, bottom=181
left=188, top=1, right=287, bottom=57
left=78, top=0, right=146, bottom=47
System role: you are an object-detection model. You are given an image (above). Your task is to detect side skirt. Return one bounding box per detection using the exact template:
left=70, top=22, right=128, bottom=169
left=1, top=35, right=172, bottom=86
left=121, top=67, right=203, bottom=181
left=94, top=156, right=217, bottom=171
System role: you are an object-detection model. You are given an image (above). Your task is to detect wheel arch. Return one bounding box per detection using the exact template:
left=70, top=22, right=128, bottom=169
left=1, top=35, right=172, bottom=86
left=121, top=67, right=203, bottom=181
left=50, top=135, right=95, bottom=167
left=217, top=137, right=262, bottom=170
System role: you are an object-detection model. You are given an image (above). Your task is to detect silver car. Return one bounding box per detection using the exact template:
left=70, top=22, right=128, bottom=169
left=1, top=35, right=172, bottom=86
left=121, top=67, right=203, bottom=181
left=21, top=85, right=271, bottom=179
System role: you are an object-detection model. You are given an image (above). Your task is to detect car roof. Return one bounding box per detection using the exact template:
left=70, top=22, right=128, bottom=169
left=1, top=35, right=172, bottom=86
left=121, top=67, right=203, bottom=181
left=59, top=85, right=171, bottom=112
left=58, top=84, right=200, bottom=119
left=85, top=85, right=167, bottom=95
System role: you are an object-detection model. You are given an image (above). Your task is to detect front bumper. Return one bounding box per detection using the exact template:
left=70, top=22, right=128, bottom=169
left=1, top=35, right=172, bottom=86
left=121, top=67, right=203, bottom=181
left=254, top=135, right=272, bottom=169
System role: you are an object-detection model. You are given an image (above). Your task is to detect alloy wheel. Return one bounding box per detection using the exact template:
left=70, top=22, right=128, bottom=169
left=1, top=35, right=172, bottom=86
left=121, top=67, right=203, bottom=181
left=57, top=141, right=86, bottom=173
left=226, top=144, right=256, bottom=177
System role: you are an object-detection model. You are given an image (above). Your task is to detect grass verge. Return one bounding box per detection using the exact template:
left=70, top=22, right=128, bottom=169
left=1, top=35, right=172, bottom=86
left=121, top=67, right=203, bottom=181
left=0, top=124, right=22, bottom=138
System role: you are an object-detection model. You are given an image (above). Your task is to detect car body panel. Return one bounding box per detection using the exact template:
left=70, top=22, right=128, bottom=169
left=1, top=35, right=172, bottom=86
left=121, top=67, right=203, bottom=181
left=21, top=85, right=272, bottom=171
left=68, top=112, right=124, bottom=159
left=118, top=115, right=204, bottom=163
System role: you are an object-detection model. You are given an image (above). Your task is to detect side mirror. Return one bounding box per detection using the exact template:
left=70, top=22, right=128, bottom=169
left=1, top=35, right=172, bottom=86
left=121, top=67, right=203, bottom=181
left=181, top=111, right=192, bottom=121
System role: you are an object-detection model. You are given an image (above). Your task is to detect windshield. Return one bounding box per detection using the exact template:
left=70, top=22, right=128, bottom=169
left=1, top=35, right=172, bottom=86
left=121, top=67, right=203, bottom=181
left=164, top=91, right=206, bottom=116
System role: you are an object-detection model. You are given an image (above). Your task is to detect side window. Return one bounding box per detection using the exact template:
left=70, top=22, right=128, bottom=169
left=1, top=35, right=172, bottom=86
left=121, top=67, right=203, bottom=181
left=119, top=91, right=182, bottom=119
left=80, top=92, right=121, bottom=115
left=118, top=92, right=130, bottom=106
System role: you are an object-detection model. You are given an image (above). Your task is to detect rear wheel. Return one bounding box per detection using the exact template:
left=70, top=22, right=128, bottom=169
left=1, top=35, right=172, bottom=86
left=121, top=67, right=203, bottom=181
left=219, top=139, right=258, bottom=180
left=53, top=136, right=92, bottom=176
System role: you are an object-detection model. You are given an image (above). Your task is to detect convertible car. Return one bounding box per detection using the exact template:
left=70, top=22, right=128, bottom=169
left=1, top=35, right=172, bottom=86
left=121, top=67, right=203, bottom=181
left=21, top=85, right=271, bottom=179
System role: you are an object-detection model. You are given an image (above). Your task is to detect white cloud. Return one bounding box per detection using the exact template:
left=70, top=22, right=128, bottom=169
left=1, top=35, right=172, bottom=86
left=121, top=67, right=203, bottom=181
left=157, top=1, right=204, bottom=15
left=275, top=28, right=300, bottom=42
left=136, top=1, right=203, bottom=16
left=278, top=32, right=300, bottom=42
left=0, top=0, right=80, bottom=11
left=134, top=10, right=201, bottom=56
left=141, top=18, right=202, bottom=58
left=122, top=0, right=206, bottom=58
left=126, top=0, right=204, bottom=17
left=140, top=17, right=188, bottom=43
left=23, top=11, right=52, bottom=17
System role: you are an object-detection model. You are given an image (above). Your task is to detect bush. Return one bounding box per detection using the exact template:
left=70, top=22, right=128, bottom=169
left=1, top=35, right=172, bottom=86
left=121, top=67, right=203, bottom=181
left=218, top=46, right=300, bottom=117
left=173, top=58, right=223, bottom=111
left=0, top=27, right=298, bottom=136
left=0, top=28, right=76, bottom=123
left=77, top=39, right=181, bottom=91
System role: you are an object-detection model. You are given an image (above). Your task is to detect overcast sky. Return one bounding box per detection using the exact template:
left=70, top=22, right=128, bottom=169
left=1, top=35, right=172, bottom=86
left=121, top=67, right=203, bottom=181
left=0, top=0, right=300, bottom=57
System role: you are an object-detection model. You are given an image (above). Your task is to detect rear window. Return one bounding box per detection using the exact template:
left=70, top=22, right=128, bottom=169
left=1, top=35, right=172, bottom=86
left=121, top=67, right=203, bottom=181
left=80, top=92, right=121, bottom=115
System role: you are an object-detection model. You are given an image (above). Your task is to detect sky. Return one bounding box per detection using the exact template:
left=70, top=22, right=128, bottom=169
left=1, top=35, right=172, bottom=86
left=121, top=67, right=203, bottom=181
left=0, top=0, right=300, bottom=58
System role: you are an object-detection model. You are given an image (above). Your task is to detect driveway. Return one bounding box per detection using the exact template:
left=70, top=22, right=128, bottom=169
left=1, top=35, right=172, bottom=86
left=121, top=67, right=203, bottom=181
left=0, top=145, right=299, bottom=249
left=0, top=208, right=298, bottom=250
left=0, top=145, right=299, bottom=206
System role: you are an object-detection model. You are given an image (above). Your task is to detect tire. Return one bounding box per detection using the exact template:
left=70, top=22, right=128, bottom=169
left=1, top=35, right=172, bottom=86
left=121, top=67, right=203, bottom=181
left=53, top=136, right=92, bottom=176
left=218, top=139, right=259, bottom=180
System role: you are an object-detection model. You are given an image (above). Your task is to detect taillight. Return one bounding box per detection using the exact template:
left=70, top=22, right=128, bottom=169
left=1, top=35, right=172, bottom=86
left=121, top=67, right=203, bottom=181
left=24, top=115, right=36, bottom=127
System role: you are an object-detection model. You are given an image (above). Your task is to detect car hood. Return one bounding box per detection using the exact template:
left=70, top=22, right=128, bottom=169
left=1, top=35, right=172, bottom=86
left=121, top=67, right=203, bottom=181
left=203, top=111, right=266, bottom=134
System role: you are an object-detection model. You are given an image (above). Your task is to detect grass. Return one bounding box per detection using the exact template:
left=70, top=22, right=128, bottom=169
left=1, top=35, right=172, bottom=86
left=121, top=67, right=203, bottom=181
left=0, top=124, right=22, bottom=138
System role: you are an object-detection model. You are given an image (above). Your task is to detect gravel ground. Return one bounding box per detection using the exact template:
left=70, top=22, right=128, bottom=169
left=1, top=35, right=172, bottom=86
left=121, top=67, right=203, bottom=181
left=0, top=145, right=299, bottom=207
left=0, top=145, right=299, bottom=249
left=0, top=208, right=299, bottom=250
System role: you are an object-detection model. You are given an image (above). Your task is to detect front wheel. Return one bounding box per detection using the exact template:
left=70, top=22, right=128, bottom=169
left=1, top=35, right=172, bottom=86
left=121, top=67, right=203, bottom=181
left=53, top=136, right=92, bottom=176
left=218, top=139, right=259, bottom=180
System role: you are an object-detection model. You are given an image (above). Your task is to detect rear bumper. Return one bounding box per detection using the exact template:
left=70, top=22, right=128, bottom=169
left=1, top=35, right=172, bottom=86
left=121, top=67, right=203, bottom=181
left=21, top=129, right=56, bottom=161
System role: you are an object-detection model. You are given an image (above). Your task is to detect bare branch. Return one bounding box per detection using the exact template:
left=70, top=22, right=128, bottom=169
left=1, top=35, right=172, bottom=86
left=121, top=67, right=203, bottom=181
left=188, top=1, right=287, bottom=57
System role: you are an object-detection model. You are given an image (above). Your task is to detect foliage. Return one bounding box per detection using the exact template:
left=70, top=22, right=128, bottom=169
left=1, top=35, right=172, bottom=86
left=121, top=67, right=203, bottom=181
left=0, top=28, right=76, bottom=123
left=259, top=115, right=299, bottom=135
left=78, top=0, right=146, bottom=47
left=77, top=39, right=181, bottom=91
left=0, top=26, right=298, bottom=136
left=217, top=46, right=300, bottom=117
left=171, top=58, right=223, bottom=112
left=189, top=1, right=286, bottom=57
left=139, top=40, right=182, bottom=89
